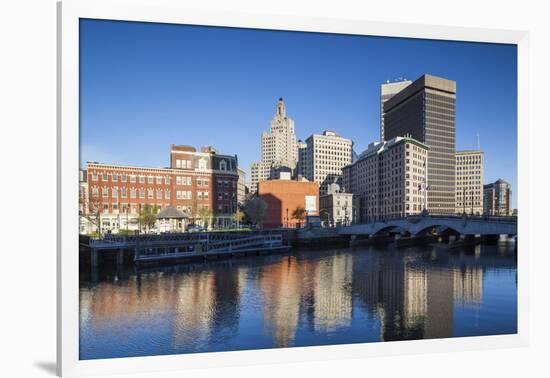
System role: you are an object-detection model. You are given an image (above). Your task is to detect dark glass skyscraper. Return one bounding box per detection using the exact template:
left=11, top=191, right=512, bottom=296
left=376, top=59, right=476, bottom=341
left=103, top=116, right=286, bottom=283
left=383, top=74, right=456, bottom=215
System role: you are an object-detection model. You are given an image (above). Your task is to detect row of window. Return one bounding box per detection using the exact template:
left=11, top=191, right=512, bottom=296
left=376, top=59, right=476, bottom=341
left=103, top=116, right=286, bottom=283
left=91, top=187, right=171, bottom=200
left=90, top=172, right=171, bottom=185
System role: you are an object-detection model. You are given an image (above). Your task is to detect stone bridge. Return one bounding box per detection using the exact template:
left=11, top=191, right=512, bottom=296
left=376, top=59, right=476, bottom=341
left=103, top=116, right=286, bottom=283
left=338, top=215, right=517, bottom=237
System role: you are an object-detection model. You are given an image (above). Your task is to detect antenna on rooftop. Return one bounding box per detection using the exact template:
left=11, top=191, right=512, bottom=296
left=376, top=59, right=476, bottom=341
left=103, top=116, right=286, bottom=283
left=477, top=133, right=480, bottom=150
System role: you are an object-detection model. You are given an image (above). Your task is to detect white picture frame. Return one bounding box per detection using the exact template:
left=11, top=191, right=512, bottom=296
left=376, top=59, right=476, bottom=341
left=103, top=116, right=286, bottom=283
left=57, top=0, right=530, bottom=376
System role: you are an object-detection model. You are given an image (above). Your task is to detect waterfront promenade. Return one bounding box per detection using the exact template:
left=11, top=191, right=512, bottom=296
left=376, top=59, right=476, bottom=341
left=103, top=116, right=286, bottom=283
left=80, top=215, right=517, bottom=271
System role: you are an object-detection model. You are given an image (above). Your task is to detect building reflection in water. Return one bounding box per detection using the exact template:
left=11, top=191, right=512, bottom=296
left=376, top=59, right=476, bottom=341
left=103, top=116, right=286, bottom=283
left=453, top=267, right=483, bottom=308
left=312, top=254, right=353, bottom=332
left=259, top=256, right=301, bottom=347
left=80, top=244, right=516, bottom=359
left=352, top=246, right=487, bottom=341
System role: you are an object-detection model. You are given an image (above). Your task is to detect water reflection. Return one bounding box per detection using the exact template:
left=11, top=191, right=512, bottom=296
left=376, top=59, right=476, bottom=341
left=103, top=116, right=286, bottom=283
left=80, top=243, right=517, bottom=359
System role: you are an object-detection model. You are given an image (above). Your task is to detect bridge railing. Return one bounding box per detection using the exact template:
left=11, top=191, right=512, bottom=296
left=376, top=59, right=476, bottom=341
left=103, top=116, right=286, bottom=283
left=345, top=214, right=517, bottom=227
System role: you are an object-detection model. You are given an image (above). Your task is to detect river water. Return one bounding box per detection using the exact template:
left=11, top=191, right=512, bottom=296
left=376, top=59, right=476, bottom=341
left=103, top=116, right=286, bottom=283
left=79, top=243, right=517, bottom=360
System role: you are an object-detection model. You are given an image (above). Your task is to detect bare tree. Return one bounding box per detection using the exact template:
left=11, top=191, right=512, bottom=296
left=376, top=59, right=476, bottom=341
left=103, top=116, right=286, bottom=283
left=80, top=193, right=102, bottom=235
left=243, top=197, right=267, bottom=228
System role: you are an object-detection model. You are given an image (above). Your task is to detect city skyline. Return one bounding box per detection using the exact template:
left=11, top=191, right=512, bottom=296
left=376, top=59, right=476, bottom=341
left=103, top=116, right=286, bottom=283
left=80, top=19, right=518, bottom=207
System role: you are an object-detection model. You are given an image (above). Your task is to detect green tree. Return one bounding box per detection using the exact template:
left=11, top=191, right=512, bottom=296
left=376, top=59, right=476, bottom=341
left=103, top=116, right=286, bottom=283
left=233, top=208, right=245, bottom=228
left=137, top=204, right=159, bottom=233
left=243, top=197, right=267, bottom=228
left=292, top=206, right=307, bottom=228
left=197, top=206, right=214, bottom=230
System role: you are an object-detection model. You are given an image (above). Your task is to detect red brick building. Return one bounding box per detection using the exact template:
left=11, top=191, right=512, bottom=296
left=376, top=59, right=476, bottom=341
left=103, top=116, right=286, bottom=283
left=80, top=145, right=239, bottom=233
left=258, top=179, right=319, bottom=229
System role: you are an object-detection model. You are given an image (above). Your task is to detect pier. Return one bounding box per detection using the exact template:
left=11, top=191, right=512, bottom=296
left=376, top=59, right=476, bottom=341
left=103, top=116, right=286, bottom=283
left=81, top=231, right=290, bottom=269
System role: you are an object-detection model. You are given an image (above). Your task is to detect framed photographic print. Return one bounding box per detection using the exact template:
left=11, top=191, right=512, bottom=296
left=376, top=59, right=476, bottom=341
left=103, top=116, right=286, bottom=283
left=57, top=0, right=529, bottom=376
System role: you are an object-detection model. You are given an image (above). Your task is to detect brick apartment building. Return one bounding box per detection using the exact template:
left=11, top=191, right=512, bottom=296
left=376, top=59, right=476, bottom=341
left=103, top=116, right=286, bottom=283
left=80, top=145, right=239, bottom=234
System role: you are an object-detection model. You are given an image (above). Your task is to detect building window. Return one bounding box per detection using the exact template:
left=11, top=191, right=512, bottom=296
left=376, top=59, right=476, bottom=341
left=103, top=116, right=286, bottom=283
left=121, top=174, right=127, bottom=182
left=91, top=187, right=99, bottom=198
left=130, top=175, right=136, bottom=183
left=112, top=187, right=118, bottom=198
left=139, top=175, right=145, bottom=184
left=187, top=191, right=192, bottom=199
left=187, top=177, right=192, bottom=185
left=165, top=176, right=170, bottom=184
left=156, top=189, right=162, bottom=199
left=91, top=173, right=98, bottom=181
left=112, top=174, right=118, bottom=182
left=147, top=176, right=154, bottom=184
left=102, top=188, right=108, bottom=198
left=121, top=187, right=127, bottom=198
left=102, top=173, right=108, bottom=181
left=165, top=190, right=170, bottom=200
left=156, top=176, right=162, bottom=184
left=139, top=188, right=145, bottom=199
left=130, top=188, right=136, bottom=198
left=148, top=189, right=154, bottom=199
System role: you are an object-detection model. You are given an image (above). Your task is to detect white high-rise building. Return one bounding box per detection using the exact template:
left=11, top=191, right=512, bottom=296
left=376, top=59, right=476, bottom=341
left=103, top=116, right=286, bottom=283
left=250, top=98, right=299, bottom=193
left=342, top=136, right=429, bottom=223
left=380, top=79, right=412, bottom=141
left=303, top=130, right=353, bottom=195
left=455, top=150, right=484, bottom=215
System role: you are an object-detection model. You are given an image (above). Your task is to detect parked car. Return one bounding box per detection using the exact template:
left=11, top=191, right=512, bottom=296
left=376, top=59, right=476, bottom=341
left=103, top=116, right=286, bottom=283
left=186, top=224, right=205, bottom=233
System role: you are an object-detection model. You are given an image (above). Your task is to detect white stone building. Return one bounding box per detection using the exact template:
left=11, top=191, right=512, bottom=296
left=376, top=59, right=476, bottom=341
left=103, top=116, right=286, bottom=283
left=342, top=136, right=429, bottom=223
left=319, top=183, right=354, bottom=226
left=302, top=130, right=353, bottom=195
left=250, top=98, right=299, bottom=193
left=455, top=150, right=484, bottom=215
left=237, top=167, right=247, bottom=205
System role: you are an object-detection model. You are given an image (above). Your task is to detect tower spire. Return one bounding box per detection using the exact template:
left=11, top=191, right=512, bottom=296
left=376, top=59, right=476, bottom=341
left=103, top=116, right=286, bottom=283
left=276, top=97, right=286, bottom=118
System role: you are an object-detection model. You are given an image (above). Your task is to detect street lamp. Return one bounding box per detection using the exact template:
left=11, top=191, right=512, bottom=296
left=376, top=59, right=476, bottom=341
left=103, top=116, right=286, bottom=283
left=286, top=208, right=289, bottom=228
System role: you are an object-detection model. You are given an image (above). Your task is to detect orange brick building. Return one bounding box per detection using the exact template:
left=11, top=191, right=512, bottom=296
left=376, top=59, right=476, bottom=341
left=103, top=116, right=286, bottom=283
left=258, top=179, right=319, bottom=229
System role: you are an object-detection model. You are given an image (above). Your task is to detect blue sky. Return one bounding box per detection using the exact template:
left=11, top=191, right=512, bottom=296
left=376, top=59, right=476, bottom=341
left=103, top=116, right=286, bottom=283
left=80, top=19, right=518, bottom=207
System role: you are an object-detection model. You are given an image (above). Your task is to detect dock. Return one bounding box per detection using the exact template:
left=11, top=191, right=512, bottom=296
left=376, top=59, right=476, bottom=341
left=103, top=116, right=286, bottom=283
left=80, top=231, right=289, bottom=268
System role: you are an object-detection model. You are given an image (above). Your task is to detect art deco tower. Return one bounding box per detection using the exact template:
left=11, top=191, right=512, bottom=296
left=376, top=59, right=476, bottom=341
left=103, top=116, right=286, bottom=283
left=250, top=98, right=299, bottom=193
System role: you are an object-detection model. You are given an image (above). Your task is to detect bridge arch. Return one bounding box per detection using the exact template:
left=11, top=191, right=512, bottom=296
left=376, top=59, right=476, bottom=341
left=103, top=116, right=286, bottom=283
left=371, top=223, right=413, bottom=236
left=412, top=223, right=463, bottom=237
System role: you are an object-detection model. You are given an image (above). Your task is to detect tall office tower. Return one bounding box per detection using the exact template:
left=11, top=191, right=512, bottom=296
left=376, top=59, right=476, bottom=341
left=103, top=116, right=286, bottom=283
left=304, top=130, right=353, bottom=195
left=296, top=140, right=308, bottom=179
left=342, top=136, right=429, bottom=223
left=455, top=150, right=484, bottom=215
left=250, top=98, right=299, bottom=193
left=380, top=79, right=412, bottom=141
left=483, top=179, right=512, bottom=216
left=384, top=74, right=457, bottom=215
